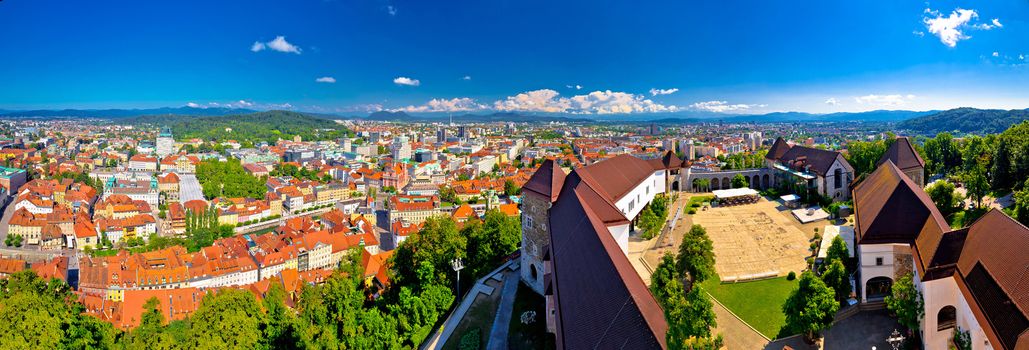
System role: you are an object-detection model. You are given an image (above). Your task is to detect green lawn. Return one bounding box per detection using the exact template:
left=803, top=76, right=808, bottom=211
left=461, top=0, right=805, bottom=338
left=700, top=276, right=798, bottom=339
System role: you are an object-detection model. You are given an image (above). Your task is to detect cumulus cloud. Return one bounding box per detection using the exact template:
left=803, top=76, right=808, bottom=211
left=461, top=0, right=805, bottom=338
left=565, top=84, right=582, bottom=90
left=922, top=8, right=1000, bottom=47
left=493, top=89, right=679, bottom=114
left=387, top=5, right=397, bottom=16
left=854, top=94, right=916, bottom=106
left=649, top=88, right=679, bottom=96
left=315, top=76, right=336, bottom=83
left=186, top=102, right=202, bottom=108
left=394, top=98, right=485, bottom=113
left=688, top=101, right=757, bottom=113
left=393, top=77, right=420, bottom=86
left=462, top=75, right=471, bottom=80
left=993, top=52, right=1000, bottom=57
left=251, top=36, right=302, bottom=54
left=825, top=98, right=839, bottom=106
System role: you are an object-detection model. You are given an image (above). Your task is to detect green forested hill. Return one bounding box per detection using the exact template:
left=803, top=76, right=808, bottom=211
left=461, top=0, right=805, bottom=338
left=898, top=107, right=1029, bottom=135
left=134, top=110, right=350, bottom=143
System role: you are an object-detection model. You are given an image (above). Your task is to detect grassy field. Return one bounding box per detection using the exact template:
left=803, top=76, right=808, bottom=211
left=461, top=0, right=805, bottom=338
left=700, top=276, right=798, bottom=339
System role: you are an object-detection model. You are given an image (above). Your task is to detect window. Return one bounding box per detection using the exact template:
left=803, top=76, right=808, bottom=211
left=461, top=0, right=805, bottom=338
left=834, top=168, right=842, bottom=189
left=876, top=257, right=883, bottom=266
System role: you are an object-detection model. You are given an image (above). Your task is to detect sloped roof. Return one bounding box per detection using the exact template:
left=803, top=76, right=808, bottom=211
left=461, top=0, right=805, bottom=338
left=522, top=159, right=566, bottom=202
left=766, top=137, right=791, bottom=160
left=649, top=151, right=687, bottom=171
left=877, top=137, right=925, bottom=171
left=853, top=160, right=948, bottom=247
left=778, top=145, right=850, bottom=176
left=547, top=171, right=667, bottom=349
left=577, top=154, right=659, bottom=203
left=954, top=209, right=1029, bottom=350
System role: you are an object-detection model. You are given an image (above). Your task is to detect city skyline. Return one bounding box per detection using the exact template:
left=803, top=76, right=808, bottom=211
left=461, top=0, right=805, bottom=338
left=2, top=0, right=1029, bottom=114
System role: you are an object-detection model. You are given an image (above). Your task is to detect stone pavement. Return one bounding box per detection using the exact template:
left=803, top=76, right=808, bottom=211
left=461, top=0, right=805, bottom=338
left=486, top=269, right=519, bottom=350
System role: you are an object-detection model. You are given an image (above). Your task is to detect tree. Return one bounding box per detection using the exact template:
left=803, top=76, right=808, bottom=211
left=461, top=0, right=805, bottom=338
left=992, top=136, right=1014, bottom=190
left=126, top=297, right=176, bottom=349
left=821, top=259, right=850, bottom=304
left=676, top=225, right=716, bottom=286
left=638, top=205, right=662, bottom=239
left=962, top=163, right=989, bottom=208
left=190, top=289, right=266, bottom=350
left=1015, top=179, right=1029, bottom=227
left=885, top=272, right=924, bottom=333
left=824, top=235, right=852, bottom=274
left=695, top=178, right=711, bottom=192
left=465, top=210, right=521, bottom=277
left=391, top=216, right=467, bottom=290
left=782, top=271, right=839, bottom=341
left=731, top=174, right=749, bottom=188
left=844, top=138, right=892, bottom=177
left=651, top=254, right=717, bottom=348
left=925, top=180, right=961, bottom=214
left=503, top=179, right=521, bottom=196
left=0, top=271, right=118, bottom=349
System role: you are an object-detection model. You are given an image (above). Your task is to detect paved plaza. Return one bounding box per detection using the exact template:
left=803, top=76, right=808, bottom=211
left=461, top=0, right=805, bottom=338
left=178, top=173, right=206, bottom=203
left=691, top=198, right=810, bottom=282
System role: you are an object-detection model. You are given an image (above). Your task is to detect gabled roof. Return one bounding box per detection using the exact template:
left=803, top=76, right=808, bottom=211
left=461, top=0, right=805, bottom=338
left=522, top=159, right=566, bottom=202
left=853, top=160, right=948, bottom=247
left=576, top=154, right=659, bottom=203
left=777, top=145, right=850, bottom=176
left=649, top=151, right=687, bottom=170
left=766, top=137, right=792, bottom=160
left=547, top=171, right=667, bottom=349
left=877, top=137, right=925, bottom=171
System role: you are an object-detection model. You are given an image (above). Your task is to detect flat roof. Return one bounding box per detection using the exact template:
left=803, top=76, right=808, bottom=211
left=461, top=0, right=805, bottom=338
left=712, top=188, right=759, bottom=199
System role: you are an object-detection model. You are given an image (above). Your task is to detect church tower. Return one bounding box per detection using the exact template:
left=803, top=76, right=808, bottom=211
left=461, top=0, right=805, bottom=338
left=520, top=159, right=565, bottom=295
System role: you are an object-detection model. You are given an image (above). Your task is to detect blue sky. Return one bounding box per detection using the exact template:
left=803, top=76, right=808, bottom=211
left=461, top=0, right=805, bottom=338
left=1, top=0, right=1028, bottom=115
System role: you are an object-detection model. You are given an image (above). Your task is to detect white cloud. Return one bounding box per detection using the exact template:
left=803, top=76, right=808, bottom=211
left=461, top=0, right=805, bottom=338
left=251, top=36, right=302, bottom=54
left=393, top=77, right=420, bottom=86
left=387, top=5, right=397, bottom=16
left=825, top=98, right=839, bottom=106
left=315, top=76, right=336, bottom=83
left=394, top=98, right=485, bottom=113
left=922, top=9, right=1000, bottom=47
left=1020, top=54, right=1025, bottom=60
left=493, top=89, right=680, bottom=114
left=993, top=51, right=1000, bottom=57
left=462, top=76, right=472, bottom=80
left=649, top=88, right=679, bottom=96
left=923, top=8, right=977, bottom=47
left=565, top=84, right=582, bottom=90
left=186, top=102, right=202, bottom=108
left=688, top=101, right=757, bottom=113
left=853, top=94, right=916, bottom=106
left=912, top=30, right=925, bottom=37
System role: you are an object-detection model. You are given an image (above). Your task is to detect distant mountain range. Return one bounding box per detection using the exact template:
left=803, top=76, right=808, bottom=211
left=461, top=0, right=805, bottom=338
left=0, top=106, right=257, bottom=118
left=897, top=107, right=1029, bottom=135
left=360, top=111, right=592, bottom=123
left=1, top=106, right=1026, bottom=135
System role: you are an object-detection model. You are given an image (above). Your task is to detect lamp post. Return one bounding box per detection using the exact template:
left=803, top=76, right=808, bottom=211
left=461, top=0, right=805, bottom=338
left=451, top=258, right=465, bottom=298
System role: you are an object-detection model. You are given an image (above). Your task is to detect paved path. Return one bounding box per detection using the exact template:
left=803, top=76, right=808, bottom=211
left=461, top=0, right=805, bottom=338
left=486, top=269, right=519, bottom=350
left=710, top=296, right=769, bottom=350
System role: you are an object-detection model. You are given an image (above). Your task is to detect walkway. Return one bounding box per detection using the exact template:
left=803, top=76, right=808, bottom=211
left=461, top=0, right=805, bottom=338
left=709, top=294, right=770, bottom=350
left=486, top=269, right=520, bottom=350
left=421, top=260, right=517, bottom=350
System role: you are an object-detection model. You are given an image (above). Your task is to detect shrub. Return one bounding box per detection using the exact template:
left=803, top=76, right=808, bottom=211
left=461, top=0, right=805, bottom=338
left=458, top=328, right=480, bottom=350
left=787, top=271, right=797, bottom=280
left=687, top=208, right=697, bottom=215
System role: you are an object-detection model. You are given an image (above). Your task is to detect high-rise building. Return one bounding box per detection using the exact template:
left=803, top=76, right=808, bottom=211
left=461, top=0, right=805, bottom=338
left=156, top=127, right=175, bottom=157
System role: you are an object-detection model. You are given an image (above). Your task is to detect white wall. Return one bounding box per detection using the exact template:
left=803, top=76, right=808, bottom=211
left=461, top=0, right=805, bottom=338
left=858, top=243, right=906, bottom=301
left=918, top=271, right=995, bottom=350
left=613, top=170, right=666, bottom=222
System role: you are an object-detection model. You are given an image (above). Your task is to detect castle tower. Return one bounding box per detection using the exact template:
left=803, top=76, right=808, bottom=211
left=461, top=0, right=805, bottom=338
left=877, top=136, right=925, bottom=188
left=520, top=159, right=565, bottom=295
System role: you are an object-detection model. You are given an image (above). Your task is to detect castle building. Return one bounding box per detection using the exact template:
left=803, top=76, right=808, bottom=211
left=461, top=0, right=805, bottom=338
left=520, top=155, right=673, bottom=349
left=877, top=136, right=925, bottom=188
